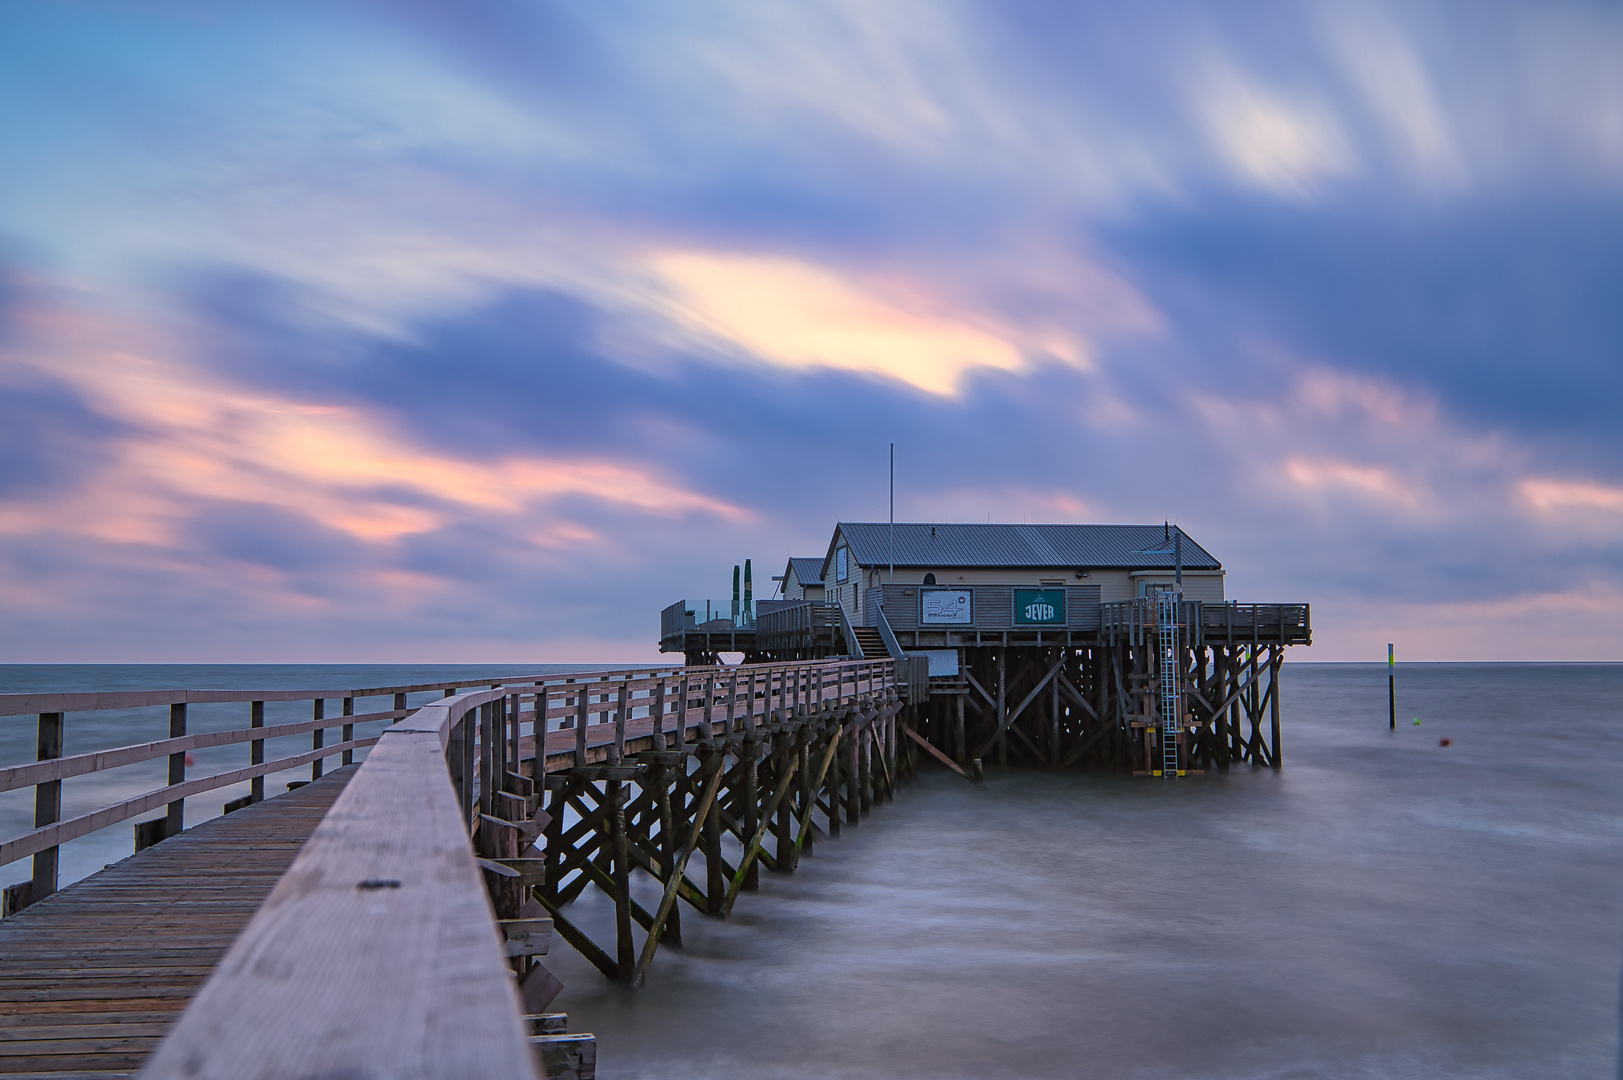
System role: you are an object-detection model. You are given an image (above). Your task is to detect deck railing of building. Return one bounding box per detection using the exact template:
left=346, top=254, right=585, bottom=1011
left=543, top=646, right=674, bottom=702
left=1101, top=600, right=1311, bottom=647
left=755, top=600, right=840, bottom=652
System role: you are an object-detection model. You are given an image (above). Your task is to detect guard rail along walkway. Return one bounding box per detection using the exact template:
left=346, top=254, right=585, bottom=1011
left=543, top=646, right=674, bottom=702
left=0, top=657, right=923, bottom=1078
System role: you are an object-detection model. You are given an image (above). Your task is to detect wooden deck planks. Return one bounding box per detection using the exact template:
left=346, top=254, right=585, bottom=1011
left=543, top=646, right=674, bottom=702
left=0, top=768, right=356, bottom=1077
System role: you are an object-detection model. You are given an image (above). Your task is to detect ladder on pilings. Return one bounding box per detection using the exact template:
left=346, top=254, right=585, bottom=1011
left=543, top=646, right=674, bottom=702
left=1156, top=589, right=1183, bottom=778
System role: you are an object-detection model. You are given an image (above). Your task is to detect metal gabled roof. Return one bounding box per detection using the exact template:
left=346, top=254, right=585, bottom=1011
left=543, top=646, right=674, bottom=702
left=786, top=557, right=826, bottom=585
left=823, top=522, right=1221, bottom=573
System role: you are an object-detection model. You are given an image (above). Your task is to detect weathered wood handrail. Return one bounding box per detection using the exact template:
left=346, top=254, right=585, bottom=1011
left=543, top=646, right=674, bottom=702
left=0, top=667, right=693, bottom=717
left=137, top=659, right=904, bottom=1076
left=138, top=690, right=541, bottom=1080
left=0, top=707, right=409, bottom=794
left=0, top=668, right=682, bottom=908
left=0, top=734, right=380, bottom=869
left=0, top=662, right=893, bottom=909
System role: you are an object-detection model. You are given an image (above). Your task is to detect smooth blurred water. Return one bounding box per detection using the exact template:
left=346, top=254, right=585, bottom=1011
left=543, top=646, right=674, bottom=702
left=540, top=663, right=1623, bottom=1079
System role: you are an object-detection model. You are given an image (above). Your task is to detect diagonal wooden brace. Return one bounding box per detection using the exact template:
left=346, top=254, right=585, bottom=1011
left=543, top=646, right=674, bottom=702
left=718, top=756, right=803, bottom=917
left=631, top=756, right=726, bottom=986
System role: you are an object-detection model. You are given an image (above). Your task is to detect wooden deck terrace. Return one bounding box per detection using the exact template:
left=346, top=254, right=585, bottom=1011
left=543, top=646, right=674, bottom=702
left=0, top=658, right=916, bottom=1078
left=707, top=597, right=1310, bottom=659
left=1099, top=600, right=1312, bottom=648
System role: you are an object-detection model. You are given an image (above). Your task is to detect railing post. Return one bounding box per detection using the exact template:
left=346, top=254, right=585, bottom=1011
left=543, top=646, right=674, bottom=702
left=32, top=712, right=64, bottom=902
left=512, top=692, right=523, bottom=770
left=678, top=676, right=692, bottom=749
left=461, top=709, right=477, bottom=825
left=654, top=679, right=667, bottom=749
left=479, top=702, right=494, bottom=816
left=341, top=697, right=355, bottom=767
left=615, top=682, right=628, bottom=762
left=446, top=714, right=463, bottom=814
left=167, top=703, right=187, bottom=837
left=311, top=699, right=325, bottom=781
left=249, top=701, right=265, bottom=803
left=574, top=681, right=588, bottom=768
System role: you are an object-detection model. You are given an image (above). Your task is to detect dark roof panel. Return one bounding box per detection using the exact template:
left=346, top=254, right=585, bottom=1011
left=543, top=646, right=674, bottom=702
left=787, top=557, right=825, bottom=584
left=831, top=523, right=1221, bottom=571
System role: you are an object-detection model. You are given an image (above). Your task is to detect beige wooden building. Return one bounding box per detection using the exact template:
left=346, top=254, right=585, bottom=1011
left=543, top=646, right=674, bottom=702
left=815, top=522, right=1224, bottom=631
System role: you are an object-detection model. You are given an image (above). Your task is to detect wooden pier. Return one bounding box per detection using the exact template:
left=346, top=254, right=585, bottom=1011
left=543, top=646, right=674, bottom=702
left=0, top=659, right=915, bottom=1077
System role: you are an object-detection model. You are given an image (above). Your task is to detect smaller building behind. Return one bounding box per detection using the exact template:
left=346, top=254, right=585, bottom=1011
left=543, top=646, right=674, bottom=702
left=778, top=557, right=828, bottom=601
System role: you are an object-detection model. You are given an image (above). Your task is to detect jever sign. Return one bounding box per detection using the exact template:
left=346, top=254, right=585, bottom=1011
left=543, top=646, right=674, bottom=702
left=1012, top=588, right=1066, bottom=626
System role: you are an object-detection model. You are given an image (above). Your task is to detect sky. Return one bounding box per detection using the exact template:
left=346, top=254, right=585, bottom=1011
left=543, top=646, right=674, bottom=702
left=1, top=0, right=1621, bottom=664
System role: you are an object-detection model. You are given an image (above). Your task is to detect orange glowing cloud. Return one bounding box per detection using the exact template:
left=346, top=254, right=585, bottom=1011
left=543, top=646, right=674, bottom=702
left=646, top=251, right=1031, bottom=394
left=0, top=304, right=748, bottom=568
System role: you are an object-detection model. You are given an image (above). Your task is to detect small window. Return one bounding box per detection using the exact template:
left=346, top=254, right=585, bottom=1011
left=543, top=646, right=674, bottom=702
left=923, top=572, right=936, bottom=585
left=836, top=546, right=849, bottom=583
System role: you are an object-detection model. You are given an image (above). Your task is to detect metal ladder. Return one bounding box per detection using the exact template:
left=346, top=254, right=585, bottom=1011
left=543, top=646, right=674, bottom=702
left=1156, top=589, right=1182, bottom=777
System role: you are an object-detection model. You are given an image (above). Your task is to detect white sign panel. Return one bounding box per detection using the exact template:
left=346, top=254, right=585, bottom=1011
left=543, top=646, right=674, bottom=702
left=911, top=650, right=960, bottom=677
left=920, top=588, right=973, bottom=625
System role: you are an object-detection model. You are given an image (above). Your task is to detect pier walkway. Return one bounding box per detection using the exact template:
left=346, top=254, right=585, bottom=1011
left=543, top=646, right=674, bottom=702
left=0, top=659, right=912, bottom=1079
left=0, top=768, right=353, bottom=1078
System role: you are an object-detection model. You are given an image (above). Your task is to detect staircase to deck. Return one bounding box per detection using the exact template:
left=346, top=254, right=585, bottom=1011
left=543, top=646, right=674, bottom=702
left=850, top=625, right=886, bottom=659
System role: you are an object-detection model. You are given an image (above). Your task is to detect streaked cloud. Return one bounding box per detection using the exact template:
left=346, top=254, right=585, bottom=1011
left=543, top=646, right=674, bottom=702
left=1321, top=8, right=1465, bottom=189
left=1194, top=61, right=1355, bottom=197
left=0, top=0, right=1620, bottom=662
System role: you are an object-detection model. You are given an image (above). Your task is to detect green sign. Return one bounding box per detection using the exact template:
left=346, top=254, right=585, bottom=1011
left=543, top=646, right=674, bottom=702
left=1013, top=588, right=1066, bottom=626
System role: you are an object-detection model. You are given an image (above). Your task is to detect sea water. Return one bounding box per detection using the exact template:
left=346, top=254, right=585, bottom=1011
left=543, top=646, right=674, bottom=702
left=3, top=663, right=1619, bottom=1077
left=0, top=664, right=582, bottom=887
left=543, top=663, right=1623, bottom=1079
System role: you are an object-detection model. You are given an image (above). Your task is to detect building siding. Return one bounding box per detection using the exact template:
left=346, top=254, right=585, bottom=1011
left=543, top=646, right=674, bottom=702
left=872, top=583, right=1102, bottom=631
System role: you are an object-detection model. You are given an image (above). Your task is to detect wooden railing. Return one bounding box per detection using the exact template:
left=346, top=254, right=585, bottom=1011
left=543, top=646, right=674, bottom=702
left=1198, top=602, right=1312, bottom=645
left=138, top=687, right=544, bottom=1079
left=754, top=599, right=840, bottom=652
left=6, top=658, right=909, bottom=1076
left=522, top=658, right=898, bottom=772
left=2, top=662, right=905, bottom=908
left=127, top=657, right=906, bottom=1077
left=0, top=671, right=651, bottom=912
left=1100, top=600, right=1312, bottom=647
left=660, top=599, right=755, bottom=647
